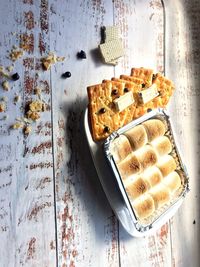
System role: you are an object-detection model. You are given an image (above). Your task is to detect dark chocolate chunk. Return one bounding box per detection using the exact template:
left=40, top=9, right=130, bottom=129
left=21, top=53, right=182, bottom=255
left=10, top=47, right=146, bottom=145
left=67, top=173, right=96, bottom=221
left=77, top=50, right=86, bottom=59
left=12, top=73, right=20, bottom=81
left=104, top=126, right=110, bottom=133
left=99, top=108, right=106, bottom=114
left=62, top=71, right=71, bottom=78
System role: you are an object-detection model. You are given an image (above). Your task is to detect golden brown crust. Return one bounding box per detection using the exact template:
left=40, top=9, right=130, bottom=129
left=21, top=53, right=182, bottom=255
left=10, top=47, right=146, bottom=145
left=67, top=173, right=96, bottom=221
left=132, top=194, right=155, bottom=219
left=124, top=125, right=148, bottom=151
left=111, top=135, right=132, bottom=164
left=142, top=119, right=166, bottom=141
left=162, top=171, right=182, bottom=193
left=157, top=155, right=177, bottom=177
left=117, top=153, right=141, bottom=179
left=149, top=184, right=170, bottom=208
left=135, top=145, right=158, bottom=170
left=119, top=75, right=144, bottom=85
left=87, top=81, right=124, bottom=140
left=126, top=176, right=149, bottom=200
left=131, top=67, right=154, bottom=87
left=143, top=166, right=163, bottom=187
left=151, top=136, right=172, bottom=156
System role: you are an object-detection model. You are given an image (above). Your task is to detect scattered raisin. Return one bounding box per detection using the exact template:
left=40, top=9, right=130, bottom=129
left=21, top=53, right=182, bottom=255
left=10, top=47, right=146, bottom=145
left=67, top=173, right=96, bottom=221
left=104, top=126, right=110, bottom=133
left=193, top=220, right=196, bottom=224
left=124, top=88, right=129, bottom=93
left=77, top=50, right=86, bottom=59
left=12, top=73, right=20, bottom=81
left=142, top=83, right=145, bottom=88
left=62, top=71, right=71, bottom=78
left=147, top=108, right=152, bottom=112
left=99, top=108, right=106, bottom=114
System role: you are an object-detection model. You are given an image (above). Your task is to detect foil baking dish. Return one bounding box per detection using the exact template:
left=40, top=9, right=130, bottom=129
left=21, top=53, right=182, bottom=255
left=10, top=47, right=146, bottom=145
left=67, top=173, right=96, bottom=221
left=84, top=108, right=189, bottom=236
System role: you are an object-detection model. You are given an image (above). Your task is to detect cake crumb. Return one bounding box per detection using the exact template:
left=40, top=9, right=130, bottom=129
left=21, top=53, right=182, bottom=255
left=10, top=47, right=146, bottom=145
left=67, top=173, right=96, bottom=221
left=26, top=110, right=40, bottom=121
left=0, top=102, right=5, bottom=112
left=12, top=122, right=24, bottom=129
left=0, top=66, right=10, bottom=78
left=41, top=52, right=65, bottom=70
left=2, top=81, right=10, bottom=91
left=6, top=65, right=14, bottom=72
left=24, top=125, right=32, bottom=135
left=10, top=48, right=23, bottom=61
left=14, top=95, right=21, bottom=104
left=29, top=100, right=43, bottom=112
left=34, top=87, right=41, bottom=96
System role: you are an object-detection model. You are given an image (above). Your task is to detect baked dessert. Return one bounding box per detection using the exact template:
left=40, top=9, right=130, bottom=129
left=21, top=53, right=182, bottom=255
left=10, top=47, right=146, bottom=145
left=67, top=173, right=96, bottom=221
left=110, top=135, right=132, bottom=163
left=109, top=116, right=184, bottom=222
left=162, top=171, right=182, bottom=193
left=157, top=155, right=177, bottom=177
left=142, top=119, right=166, bottom=141
left=143, top=166, right=163, bottom=187
left=131, top=67, right=154, bottom=87
left=124, top=125, right=148, bottom=151
left=132, top=194, right=155, bottom=219
left=149, top=184, right=170, bottom=209
left=126, top=176, right=149, bottom=200
left=134, top=145, right=158, bottom=170
left=117, top=153, right=141, bottom=179
left=151, top=136, right=172, bottom=156
left=87, top=67, right=175, bottom=141
left=87, top=81, right=125, bottom=140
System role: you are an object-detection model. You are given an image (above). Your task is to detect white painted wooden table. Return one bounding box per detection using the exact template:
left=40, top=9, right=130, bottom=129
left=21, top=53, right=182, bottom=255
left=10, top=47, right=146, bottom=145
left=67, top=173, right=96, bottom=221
left=0, top=1, right=199, bottom=266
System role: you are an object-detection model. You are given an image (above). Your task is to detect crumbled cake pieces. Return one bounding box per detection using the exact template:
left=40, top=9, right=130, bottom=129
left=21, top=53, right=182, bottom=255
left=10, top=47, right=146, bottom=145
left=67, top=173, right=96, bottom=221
left=0, top=102, right=5, bottom=112
left=9, top=48, right=23, bottom=61
left=41, top=52, right=65, bottom=70
left=26, top=100, right=46, bottom=121
left=2, top=81, right=10, bottom=91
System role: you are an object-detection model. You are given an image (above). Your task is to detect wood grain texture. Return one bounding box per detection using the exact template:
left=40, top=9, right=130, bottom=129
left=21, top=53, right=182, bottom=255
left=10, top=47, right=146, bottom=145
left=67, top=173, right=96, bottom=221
left=165, top=1, right=200, bottom=266
left=0, top=0, right=199, bottom=266
left=0, top=0, right=56, bottom=266
left=49, top=1, right=119, bottom=266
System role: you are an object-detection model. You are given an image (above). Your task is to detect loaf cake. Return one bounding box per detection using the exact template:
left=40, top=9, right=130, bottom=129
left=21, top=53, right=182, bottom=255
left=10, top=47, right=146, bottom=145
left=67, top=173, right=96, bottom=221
left=87, top=67, right=175, bottom=141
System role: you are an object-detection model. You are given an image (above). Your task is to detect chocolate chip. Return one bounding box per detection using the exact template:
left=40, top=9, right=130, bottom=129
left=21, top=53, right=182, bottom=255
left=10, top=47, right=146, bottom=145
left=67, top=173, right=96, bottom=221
left=99, top=108, right=106, bottom=114
left=124, top=88, right=129, bottom=93
left=62, top=71, right=71, bottom=78
left=147, top=108, right=152, bottom=112
left=112, top=89, right=118, bottom=95
left=142, top=83, right=145, bottom=88
left=12, top=73, right=20, bottom=81
left=104, top=126, right=110, bottom=133
left=77, top=50, right=86, bottom=59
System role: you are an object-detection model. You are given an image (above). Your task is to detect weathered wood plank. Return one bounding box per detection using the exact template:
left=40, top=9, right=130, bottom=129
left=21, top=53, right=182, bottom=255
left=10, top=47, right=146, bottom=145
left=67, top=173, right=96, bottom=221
left=165, top=1, right=200, bottom=266
left=113, top=1, right=172, bottom=266
left=0, top=0, right=56, bottom=266
left=49, top=0, right=119, bottom=266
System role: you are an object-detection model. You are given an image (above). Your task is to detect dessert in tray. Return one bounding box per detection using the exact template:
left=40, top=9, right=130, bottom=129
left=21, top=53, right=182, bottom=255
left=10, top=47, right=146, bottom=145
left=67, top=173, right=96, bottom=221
left=87, top=67, right=174, bottom=141
left=86, top=67, right=189, bottom=233
left=109, top=116, right=185, bottom=224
